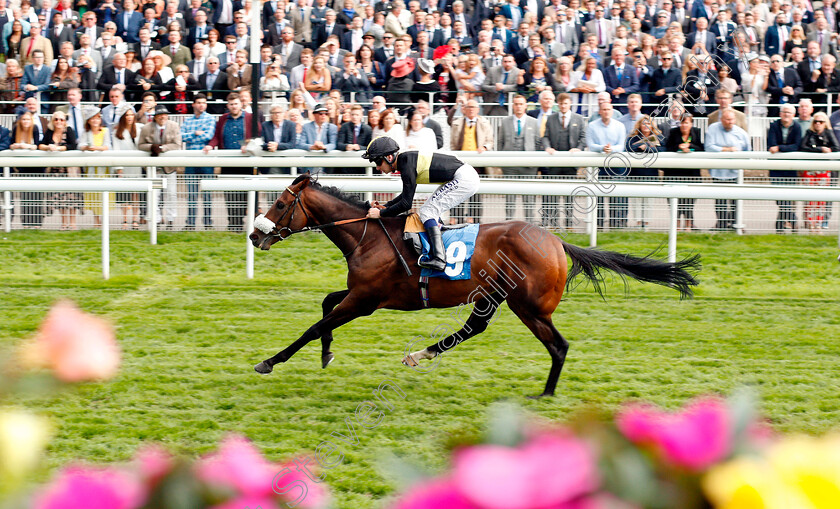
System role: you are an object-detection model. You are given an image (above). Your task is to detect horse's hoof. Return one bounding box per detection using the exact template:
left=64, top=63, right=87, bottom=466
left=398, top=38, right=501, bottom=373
left=254, top=361, right=273, bottom=374
left=401, top=354, right=418, bottom=367
left=322, top=352, right=335, bottom=369
left=526, top=392, right=554, bottom=400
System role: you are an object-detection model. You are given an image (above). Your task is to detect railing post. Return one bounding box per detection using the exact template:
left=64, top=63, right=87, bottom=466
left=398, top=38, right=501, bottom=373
left=365, top=165, right=374, bottom=204
left=735, top=169, right=744, bottom=235
left=3, top=166, right=10, bottom=233
left=246, top=190, right=255, bottom=279
left=102, top=191, right=110, bottom=280
left=668, top=197, right=678, bottom=263
left=149, top=168, right=158, bottom=244
left=587, top=168, right=597, bottom=247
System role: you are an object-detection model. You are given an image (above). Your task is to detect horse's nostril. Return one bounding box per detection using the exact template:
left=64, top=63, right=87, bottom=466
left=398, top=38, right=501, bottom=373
left=249, top=233, right=258, bottom=242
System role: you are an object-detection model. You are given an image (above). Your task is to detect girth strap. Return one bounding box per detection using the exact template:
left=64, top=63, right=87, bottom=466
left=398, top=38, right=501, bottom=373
left=419, top=276, right=430, bottom=309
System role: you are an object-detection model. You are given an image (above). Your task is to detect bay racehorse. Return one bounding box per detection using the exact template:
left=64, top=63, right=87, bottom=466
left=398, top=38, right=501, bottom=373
left=248, top=174, right=700, bottom=397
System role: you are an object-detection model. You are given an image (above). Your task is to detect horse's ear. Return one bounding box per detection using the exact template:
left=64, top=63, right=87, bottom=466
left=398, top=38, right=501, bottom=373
left=291, top=172, right=312, bottom=189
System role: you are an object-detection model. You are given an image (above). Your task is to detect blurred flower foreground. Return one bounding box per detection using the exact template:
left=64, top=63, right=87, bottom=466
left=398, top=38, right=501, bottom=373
left=0, top=301, right=330, bottom=509
left=390, top=396, right=840, bottom=509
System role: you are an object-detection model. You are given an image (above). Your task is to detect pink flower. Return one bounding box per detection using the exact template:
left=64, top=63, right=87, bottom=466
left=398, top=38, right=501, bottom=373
left=197, top=435, right=278, bottom=498
left=34, top=465, right=144, bottom=509
left=133, top=444, right=174, bottom=483
left=616, top=397, right=732, bottom=471
left=452, top=432, right=599, bottom=509
left=392, top=477, right=480, bottom=509
left=272, top=461, right=330, bottom=509
left=28, top=300, right=120, bottom=382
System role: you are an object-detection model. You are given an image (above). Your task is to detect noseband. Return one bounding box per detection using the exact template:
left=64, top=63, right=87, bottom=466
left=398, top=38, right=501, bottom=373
left=254, top=187, right=310, bottom=240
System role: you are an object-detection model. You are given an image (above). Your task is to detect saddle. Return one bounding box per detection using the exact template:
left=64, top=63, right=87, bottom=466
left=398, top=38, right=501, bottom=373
left=402, top=213, right=469, bottom=257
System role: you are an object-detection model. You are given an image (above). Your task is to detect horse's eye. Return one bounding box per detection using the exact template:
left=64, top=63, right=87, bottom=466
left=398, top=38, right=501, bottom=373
left=276, top=202, right=285, bottom=209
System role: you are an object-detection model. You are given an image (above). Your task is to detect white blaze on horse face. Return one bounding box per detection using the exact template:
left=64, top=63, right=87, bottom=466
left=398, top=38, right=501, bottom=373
left=253, top=214, right=276, bottom=234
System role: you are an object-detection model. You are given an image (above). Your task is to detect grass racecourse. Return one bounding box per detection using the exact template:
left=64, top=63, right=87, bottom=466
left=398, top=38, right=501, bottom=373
left=1, top=229, right=840, bottom=507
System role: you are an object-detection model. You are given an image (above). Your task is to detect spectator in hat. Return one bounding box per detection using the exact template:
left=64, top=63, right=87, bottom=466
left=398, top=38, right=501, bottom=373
left=386, top=58, right=415, bottom=112
left=138, top=104, right=182, bottom=229
left=412, top=57, right=440, bottom=103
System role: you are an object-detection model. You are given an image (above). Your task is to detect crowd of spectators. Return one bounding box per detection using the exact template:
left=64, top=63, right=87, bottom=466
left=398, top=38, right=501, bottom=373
left=1, top=0, right=839, bottom=232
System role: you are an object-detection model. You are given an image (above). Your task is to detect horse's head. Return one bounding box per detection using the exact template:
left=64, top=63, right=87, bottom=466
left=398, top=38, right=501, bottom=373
left=249, top=174, right=313, bottom=250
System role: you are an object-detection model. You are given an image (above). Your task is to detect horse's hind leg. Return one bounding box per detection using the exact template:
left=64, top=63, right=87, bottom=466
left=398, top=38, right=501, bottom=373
left=402, top=296, right=501, bottom=367
left=320, top=289, right=349, bottom=368
left=507, top=302, right=569, bottom=397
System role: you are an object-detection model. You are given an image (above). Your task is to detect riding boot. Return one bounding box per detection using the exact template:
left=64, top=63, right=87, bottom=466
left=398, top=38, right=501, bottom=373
left=419, top=225, right=447, bottom=271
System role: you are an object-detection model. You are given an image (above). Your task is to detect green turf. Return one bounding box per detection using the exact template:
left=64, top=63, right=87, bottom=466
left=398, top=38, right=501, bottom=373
left=1, top=230, right=839, bottom=507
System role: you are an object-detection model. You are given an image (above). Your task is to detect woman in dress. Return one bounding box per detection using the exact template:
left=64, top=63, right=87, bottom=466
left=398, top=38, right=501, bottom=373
left=716, top=65, right=739, bottom=97
left=0, top=59, right=25, bottom=114
left=372, top=108, right=406, bottom=150
left=553, top=56, right=574, bottom=94
left=741, top=56, right=770, bottom=137
left=304, top=55, right=332, bottom=102
left=39, top=111, right=79, bottom=230
left=570, top=56, right=605, bottom=117
left=356, top=44, right=384, bottom=91
left=3, top=20, right=24, bottom=62
left=151, top=51, right=174, bottom=83
left=784, top=25, right=807, bottom=56
left=206, top=29, right=225, bottom=56
left=625, top=115, right=663, bottom=228
left=111, top=104, right=144, bottom=229
left=78, top=108, right=113, bottom=228
left=49, top=57, right=81, bottom=111
left=664, top=113, right=703, bottom=231
left=800, top=112, right=840, bottom=231
left=519, top=57, right=557, bottom=103
left=11, top=112, right=43, bottom=228
left=404, top=111, right=437, bottom=151
left=289, top=87, right=314, bottom=120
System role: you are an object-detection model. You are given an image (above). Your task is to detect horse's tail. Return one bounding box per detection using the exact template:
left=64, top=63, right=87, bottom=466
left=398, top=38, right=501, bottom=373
left=561, top=241, right=701, bottom=300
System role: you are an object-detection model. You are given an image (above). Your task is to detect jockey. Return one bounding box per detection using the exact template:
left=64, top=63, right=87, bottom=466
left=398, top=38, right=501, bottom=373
left=362, top=136, right=480, bottom=272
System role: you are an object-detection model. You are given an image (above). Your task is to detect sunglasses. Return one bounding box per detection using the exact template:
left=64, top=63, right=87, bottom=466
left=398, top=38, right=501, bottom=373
left=814, top=120, right=826, bottom=124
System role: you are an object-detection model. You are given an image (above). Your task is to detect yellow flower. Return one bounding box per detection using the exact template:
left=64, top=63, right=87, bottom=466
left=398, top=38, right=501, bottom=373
left=704, top=435, right=840, bottom=509
left=0, top=409, right=52, bottom=488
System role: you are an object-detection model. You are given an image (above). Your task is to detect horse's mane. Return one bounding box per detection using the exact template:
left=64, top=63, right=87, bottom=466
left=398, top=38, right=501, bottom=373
left=294, top=173, right=368, bottom=211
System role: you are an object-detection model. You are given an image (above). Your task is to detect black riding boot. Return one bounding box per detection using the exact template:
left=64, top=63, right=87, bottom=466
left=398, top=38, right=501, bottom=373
left=419, top=225, right=447, bottom=271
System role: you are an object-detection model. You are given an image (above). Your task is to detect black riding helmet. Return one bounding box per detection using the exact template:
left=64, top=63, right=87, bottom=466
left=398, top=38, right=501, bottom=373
left=362, top=136, right=400, bottom=163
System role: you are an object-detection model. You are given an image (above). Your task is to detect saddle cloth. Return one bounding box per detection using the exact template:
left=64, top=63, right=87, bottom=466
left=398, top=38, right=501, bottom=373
left=403, top=222, right=479, bottom=280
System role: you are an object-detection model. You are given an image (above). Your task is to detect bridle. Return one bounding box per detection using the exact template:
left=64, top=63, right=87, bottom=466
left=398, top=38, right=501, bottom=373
left=254, top=186, right=369, bottom=258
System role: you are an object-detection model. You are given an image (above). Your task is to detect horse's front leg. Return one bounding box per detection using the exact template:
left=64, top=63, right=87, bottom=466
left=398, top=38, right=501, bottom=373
left=255, top=295, right=377, bottom=374
left=320, top=289, right=350, bottom=368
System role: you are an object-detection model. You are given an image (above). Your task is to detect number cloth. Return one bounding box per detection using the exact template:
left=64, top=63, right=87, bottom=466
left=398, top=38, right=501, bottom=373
left=418, top=224, right=479, bottom=279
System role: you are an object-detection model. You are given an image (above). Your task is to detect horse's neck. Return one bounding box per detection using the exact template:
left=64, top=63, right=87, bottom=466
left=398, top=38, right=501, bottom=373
left=306, top=189, right=368, bottom=255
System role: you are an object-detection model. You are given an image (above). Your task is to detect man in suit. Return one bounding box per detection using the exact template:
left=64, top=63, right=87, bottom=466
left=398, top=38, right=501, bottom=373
left=198, top=56, right=229, bottom=114
left=686, top=17, right=715, bottom=55
left=212, top=0, right=240, bottom=35
left=186, top=42, right=209, bottom=79
left=226, top=49, right=252, bottom=91
left=160, top=1, right=187, bottom=34
left=651, top=52, right=682, bottom=100
left=314, top=9, right=345, bottom=48
left=265, top=8, right=289, bottom=46
left=261, top=103, right=297, bottom=178
left=290, top=0, right=312, bottom=46
left=296, top=103, right=338, bottom=174
left=162, top=29, right=191, bottom=70
left=21, top=50, right=52, bottom=111
left=49, top=12, right=75, bottom=56
left=187, top=8, right=213, bottom=47
left=768, top=54, right=804, bottom=115
left=139, top=105, right=184, bottom=229
left=342, top=15, right=366, bottom=53
left=203, top=92, right=260, bottom=231
left=96, top=52, right=136, bottom=96
left=481, top=54, right=521, bottom=116
left=274, top=26, right=302, bottom=70
left=20, top=23, right=53, bottom=67
left=555, top=10, right=579, bottom=55
left=101, top=87, right=127, bottom=128
left=183, top=0, right=205, bottom=28
left=336, top=104, right=373, bottom=174
left=603, top=47, right=639, bottom=114
left=136, top=27, right=160, bottom=62
left=76, top=11, right=103, bottom=44
left=334, top=53, right=372, bottom=102
left=448, top=98, right=493, bottom=223
left=671, top=0, right=691, bottom=32
left=116, top=0, right=143, bottom=43
left=585, top=6, right=613, bottom=50
left=540, top=92, right=586, bottom=228
left=499, top=95, right=540, bottom=222
left=764, top=13, right=790, bottom=57
left=39, top=0, right=59, bottom=31
left=797, top=41, right=823, bottom=85
left=710, top=8, right=736, bottom=57
left=803, top=53, right=840, bottom=110
left=807, top=16, right=838, bottom=57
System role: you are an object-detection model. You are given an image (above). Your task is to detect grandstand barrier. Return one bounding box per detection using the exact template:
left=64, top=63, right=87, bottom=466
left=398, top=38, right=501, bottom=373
left=0, top=178, right=166, bottom=280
